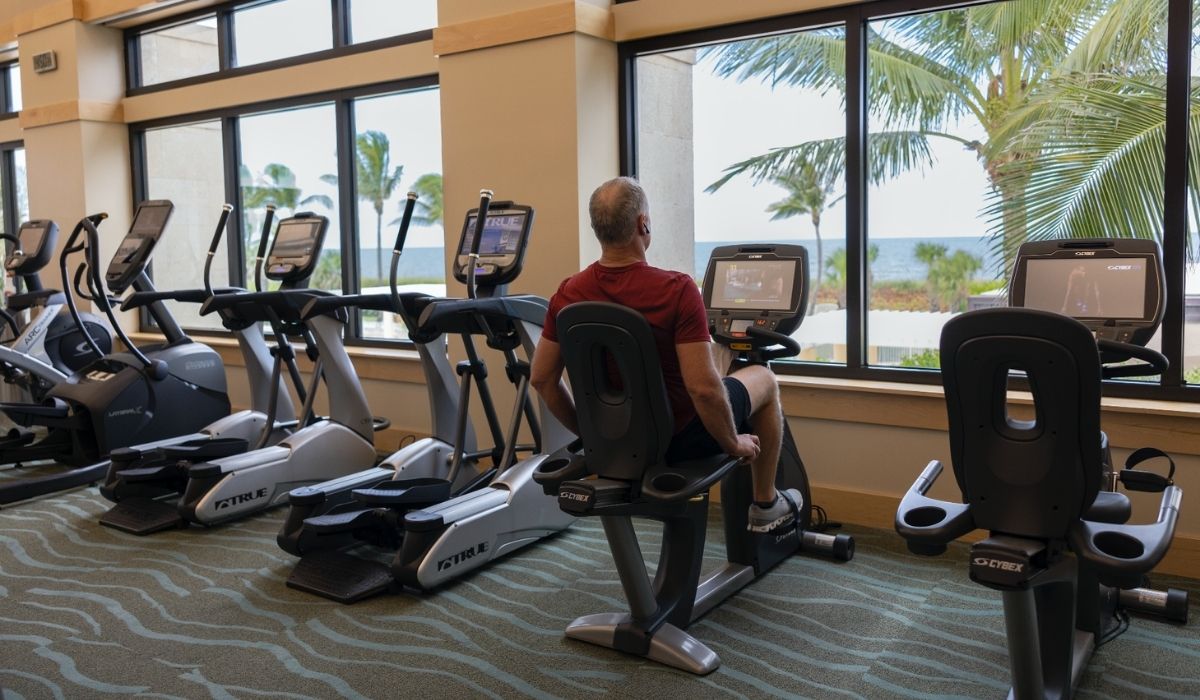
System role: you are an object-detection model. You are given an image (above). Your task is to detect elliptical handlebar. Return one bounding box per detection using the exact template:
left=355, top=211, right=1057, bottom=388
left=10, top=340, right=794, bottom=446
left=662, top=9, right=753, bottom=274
left=466, top=189, right=494, bottom=301
left=389, top=192, right=419, bottom=313
left=204, top=204, right=235, bottom=298
left=1097, top=339, right=1169, bottom=379
left=254, top=205, right=277, bottom=293
left=59, top=214, right=108, bottom=361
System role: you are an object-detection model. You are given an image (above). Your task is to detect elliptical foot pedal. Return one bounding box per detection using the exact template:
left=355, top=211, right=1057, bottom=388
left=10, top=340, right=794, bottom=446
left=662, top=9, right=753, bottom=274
left=286, top=550, right=394, bottom=604
left=99, top=497, right=185, bottom=535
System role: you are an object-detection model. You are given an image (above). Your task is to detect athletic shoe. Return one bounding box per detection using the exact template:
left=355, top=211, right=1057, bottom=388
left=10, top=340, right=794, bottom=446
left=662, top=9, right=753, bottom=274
left=747, top=488, right=804, bottom=534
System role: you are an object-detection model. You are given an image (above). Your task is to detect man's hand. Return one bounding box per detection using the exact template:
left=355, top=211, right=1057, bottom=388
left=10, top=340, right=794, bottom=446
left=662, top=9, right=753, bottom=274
left=728, top=433, right=760, bottom=460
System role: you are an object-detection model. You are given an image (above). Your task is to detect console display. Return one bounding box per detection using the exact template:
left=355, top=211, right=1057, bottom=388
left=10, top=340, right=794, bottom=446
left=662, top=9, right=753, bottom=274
left=130, top=202, right=172, bottom=237
left=709, top=260, right=796, bottom=311
left=459, top=213, right=527, bottom=256
left=271, top=220, right=321, bottom=261
left=1024, top=257, right=1148, bottom=320
left=18, top=223, right=46, bottom=254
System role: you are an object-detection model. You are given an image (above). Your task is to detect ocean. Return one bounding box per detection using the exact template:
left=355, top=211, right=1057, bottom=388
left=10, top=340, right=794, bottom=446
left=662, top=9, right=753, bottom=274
left=376, top=236, right=1003, bottom=284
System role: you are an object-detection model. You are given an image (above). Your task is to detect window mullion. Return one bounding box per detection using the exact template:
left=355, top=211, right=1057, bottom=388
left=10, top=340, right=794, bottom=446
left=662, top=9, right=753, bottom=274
left=224, top=116, right=247, bottom=288
left=1160, top=0, right=1192, bottom=387
left=218, top=9, right=236, bottom=71
left=333, top=0, right=351, bottom=47
left=844, top=8, right=868, bottom=372
left=335, top=98, right=362, bottom=339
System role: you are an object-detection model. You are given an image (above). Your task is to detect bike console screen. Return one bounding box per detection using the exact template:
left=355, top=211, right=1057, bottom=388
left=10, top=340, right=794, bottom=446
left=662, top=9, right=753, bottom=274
left=106, top=200, right=175, bottom=293
left=7, top=220, right=57, bottom=273
left=1009, top=239, right=1163, bottom=344
left=453, top=204, right=533, bottom=287
left=703, top=244, right=810, bottom=348
left=266, top=215, right=328, bottom=283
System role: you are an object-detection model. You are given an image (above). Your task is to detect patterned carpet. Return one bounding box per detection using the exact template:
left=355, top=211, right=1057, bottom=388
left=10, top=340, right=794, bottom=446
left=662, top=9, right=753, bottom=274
left=0, top=484, right=1197, bottom=699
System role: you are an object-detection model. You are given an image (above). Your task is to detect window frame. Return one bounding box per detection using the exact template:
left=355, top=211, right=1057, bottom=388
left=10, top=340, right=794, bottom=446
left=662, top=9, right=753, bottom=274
left=0, top=61, right=17, bottom=118
left=130, top=74, right=441, bottom=348
left=619, top=0, right=1196, bottom=401
left=124, top=0, right=434, bottom=96
left=0, top=141, right=22, bottom=240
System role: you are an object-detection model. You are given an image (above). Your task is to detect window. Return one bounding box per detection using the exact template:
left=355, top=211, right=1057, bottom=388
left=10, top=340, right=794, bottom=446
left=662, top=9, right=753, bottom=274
left=634, top=29, right=848, bottom=364
left=7, top=63, right=20, bottom=113
left=625, top=0, right=1195, bottom=398
left=131, top=80, right=440, bottom=345
left=238, top=104, right=341, bottom=292
left=352, top=89, right=443, bottom=340
left=126, top=0, right=436, bottom=92
left=142, top=121, right=228, bottom=330
left=350, top=0, right=436, bottom=44
left=1187, top=1, right=1200, bottom=385
left=137, top=15, right=219, bottom=86
left=232, top=0, right=333, bottom=68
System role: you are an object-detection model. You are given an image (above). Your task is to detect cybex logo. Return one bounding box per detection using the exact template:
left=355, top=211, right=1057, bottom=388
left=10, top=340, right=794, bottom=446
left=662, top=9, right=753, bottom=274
left=973, top=556, right=1024, bottom=573
left=1073, top=251, right=1097, bottom=256
left=74, top=341, right=95, bottom=357
left=1106, top=265, right=1135, bottom=271
left=560, top=491, right=590, bottom=503
left=214, top=488, right=268, bottom=510
left=437, top=541, right=489, bottom=571
left=185, top=360, right=216, bottom=371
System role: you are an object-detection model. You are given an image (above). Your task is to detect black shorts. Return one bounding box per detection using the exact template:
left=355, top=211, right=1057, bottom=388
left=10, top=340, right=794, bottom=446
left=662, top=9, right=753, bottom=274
left=665, top=376, right=752, bottom=462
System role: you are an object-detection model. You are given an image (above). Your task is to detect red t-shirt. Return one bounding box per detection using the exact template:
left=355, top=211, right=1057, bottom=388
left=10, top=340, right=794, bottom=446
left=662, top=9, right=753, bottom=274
left=543, top=261, right=711, bottom=434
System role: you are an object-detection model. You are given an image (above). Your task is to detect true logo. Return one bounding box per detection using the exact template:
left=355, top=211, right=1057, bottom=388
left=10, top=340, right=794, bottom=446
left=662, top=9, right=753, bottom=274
left=437, top=541, right=489, bottom=571
left=214, top=488, right=268, bottom=510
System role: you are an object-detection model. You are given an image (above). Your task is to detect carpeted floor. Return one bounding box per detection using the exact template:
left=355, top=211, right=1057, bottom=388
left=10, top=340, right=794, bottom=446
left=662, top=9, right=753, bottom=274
left=0, top=484, right=1197, bottom=699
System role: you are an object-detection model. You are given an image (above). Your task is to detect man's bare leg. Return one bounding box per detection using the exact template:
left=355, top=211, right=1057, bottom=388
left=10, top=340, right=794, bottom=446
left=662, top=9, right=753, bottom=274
left=728, top=364, right=782, bottom=504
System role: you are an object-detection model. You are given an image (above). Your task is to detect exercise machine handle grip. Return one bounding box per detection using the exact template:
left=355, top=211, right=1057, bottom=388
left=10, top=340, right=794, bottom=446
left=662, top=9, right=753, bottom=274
left=1069, top=485, right=1182, bottom=589
left=390, top=192, right=419, bottom=313
left=1097, top=339, right=1168, bottom=379
left=894, top=460, right=975, bottom=556
left=254, top=205, right=276, bottom=293
left=203, top=204, right=234, bottom=298
left=745, top=325, right=801, bottom=360
left=466, top=189, right=494, bottom=300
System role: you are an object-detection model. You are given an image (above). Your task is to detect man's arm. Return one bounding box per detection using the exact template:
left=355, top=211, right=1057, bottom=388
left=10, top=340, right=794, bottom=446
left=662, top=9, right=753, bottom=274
left=530, top=338, right=579, bottom=436
left=677, top=342, right=759, bottom=460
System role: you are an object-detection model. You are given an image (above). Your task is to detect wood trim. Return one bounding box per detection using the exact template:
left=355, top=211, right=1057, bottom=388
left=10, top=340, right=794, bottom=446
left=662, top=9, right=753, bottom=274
left=13, top=0, right=83, bottom=37
left=0, top=21, right=16, bottom=47
left=780, top=376, right=1200, bottom=456
left=18, top=99, right=124, bottom=128
left=612, top=0, right=860, bottom=42
left=811, top=484, right=1200, bottom=580
left=433, top=1, right=614, bottom=57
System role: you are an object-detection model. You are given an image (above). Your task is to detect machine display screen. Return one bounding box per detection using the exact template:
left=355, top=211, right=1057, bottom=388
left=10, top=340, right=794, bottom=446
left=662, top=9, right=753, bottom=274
left=459, top=212, right=527, bottom=256
left=18, top=224, right=45, bottom=253
left=271, top=220, right=321, bottom=260
left=709, top=260, right=797, bottom=311
left=130, top=202, right=172, bottom=238
left=1023, top=257, right=1148, bottom=319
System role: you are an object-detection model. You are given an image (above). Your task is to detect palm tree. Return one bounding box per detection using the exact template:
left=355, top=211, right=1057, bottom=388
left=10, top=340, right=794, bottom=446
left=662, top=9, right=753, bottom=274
left=348, top=131, right=404, bottom=279
left=758, top=161, right=843, bottom=311
left=409, top=173, right=444, bottom=227
left=240, top=163, right=326, bottom=283
left=704, top=0, right=1171, bottom=268
left=824, top=243, right=878, bottom=309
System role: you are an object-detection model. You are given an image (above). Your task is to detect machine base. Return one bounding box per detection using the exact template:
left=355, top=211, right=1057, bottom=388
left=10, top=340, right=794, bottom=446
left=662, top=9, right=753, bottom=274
left=286, top=550, right=394, bottom=603
left=99, top=497, right=185, bottom=535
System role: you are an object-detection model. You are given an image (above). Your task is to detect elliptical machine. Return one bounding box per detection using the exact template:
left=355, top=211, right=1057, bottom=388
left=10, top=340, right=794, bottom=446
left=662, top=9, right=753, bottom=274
left=0, top=219, right=112, bottom=404
left=98, top=204, right=321, bottom=534
left=895, top=238, right=1186, bottom=699
left=0, top=202, right=231, bottom=504
left=532, top=243, right=853, bottom=674
left=94, top=210, right=380, bottom=529
left=278, top=190, right=575, bottom=603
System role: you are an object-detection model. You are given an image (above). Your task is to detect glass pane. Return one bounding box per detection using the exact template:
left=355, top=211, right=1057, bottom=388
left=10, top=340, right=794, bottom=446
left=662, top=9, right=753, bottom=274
left=866, top=1, right=1168, bottom=370
left=233, top=0, right=333, bottom=68
left=143, top=122, right=228, bottom=331
left=636, top=27, right=849, bottom=364
left=353, top=88, right=443, bottom=341
left=8, top=63, right=20, bottom=112
left=238, top=103, right=341, bottom=293
left=12, top=148, right=27, bottom=225
left=138, top=15, right=219, bottom=86
left=350, top=0, right=436, bottom=43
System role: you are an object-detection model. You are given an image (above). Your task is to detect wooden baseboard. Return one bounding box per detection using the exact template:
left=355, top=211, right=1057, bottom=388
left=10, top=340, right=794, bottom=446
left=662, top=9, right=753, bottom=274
left=811, top=484, right=1200, bottom=581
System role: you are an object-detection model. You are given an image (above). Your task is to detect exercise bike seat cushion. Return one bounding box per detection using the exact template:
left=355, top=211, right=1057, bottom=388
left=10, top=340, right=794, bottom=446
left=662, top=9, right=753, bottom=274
left=1084, top=490, right=1131, bottom=525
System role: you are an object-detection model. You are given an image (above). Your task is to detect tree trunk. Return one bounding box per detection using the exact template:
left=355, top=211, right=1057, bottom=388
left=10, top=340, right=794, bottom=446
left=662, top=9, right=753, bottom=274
left=376, top=213, right=384, bottom=282
left=810, top=218, right=823, bottom=315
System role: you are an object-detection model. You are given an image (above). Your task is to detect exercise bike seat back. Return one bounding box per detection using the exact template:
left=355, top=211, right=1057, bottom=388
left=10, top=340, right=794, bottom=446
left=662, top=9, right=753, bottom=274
left=942, top=307, right=1103, bottom=539
left=549, top=301, right=738, bottom=509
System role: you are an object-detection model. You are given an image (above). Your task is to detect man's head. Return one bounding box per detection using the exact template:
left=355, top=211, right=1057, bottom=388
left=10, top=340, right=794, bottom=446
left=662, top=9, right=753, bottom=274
left=589, top=177, right=650, bottom=249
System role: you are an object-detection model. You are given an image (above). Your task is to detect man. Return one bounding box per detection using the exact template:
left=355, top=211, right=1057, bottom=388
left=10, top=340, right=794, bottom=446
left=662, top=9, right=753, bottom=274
left=530, top=176, right=800, bottom=534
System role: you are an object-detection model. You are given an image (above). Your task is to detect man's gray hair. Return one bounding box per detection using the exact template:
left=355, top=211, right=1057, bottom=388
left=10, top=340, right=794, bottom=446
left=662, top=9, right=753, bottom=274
left=589, top=177, right=648, bottom=246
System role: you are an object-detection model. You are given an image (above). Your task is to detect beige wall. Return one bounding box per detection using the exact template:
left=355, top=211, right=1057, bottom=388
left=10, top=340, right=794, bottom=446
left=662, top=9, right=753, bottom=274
left=0, top=0, right=1195, bottom=573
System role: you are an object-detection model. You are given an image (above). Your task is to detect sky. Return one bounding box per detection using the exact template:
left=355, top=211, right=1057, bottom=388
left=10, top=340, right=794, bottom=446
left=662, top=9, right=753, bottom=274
left=684, top=46, right=992, bottom=243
